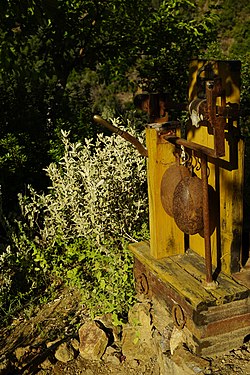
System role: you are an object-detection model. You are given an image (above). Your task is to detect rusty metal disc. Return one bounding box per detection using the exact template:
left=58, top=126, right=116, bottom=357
left=173, top=175, right=204, bottom=235
left=161, top=164, right=191, bottom=217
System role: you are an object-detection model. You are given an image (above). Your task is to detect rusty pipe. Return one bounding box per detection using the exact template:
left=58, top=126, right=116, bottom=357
left=201, top=154, right=213, bottom=284
left=93, top=115, right=148, bottom=157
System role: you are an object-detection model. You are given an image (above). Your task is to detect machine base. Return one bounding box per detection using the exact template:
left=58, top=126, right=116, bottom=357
left=129, top=241, right=250, bottom=356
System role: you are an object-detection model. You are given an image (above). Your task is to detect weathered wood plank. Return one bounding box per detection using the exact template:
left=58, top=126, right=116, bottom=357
left=171, top=249, right=249, bottom=304
left=197, top=325, right=250, bottom=357
left=233, top=269, right=250, bottom=289
left=146, top=127, right=185, bottom=259
left=130, top=241, right=216, bottom=310
left=200, top=298, right=250, bottom=324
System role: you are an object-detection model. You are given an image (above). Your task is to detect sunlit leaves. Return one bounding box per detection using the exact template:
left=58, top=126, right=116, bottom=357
left=0, top=118, right=148, bottom=320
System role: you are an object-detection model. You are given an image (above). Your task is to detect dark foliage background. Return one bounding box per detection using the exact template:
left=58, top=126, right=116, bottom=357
left=0, top=0, right=249, bottom=260
left=0, top=0, right=220, bottom=211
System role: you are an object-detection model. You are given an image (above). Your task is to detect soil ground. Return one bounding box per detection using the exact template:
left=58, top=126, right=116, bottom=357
left=0, top=288, right=249, bottom=375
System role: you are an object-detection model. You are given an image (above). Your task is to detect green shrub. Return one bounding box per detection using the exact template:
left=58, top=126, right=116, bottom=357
left=0, top=118, right=149, bottom=323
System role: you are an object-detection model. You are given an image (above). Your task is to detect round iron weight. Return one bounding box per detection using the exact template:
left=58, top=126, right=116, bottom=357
left=173, top=176, right=204, bottom=235
left=161, top=164, right=191, bottom=217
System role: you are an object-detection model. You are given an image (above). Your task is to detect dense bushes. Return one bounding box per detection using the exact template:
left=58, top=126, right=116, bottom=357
left=0, top=118, right=148, bottom=323
left=0, top=0, right=221, bottom=213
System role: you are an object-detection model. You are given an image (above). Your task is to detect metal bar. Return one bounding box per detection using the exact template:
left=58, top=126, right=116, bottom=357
left=162, top=135, right=218, bottom=158
left=206, top=80, right=225, bottom=157
left=201, top=154, right=213, bottom=284
left=93, top=115, right=148, bottom=157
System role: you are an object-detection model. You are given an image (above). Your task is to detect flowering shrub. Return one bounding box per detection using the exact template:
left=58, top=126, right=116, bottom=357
left=0, top=118, right=149, bottom=322
left=23, top=121, right=148, bottom=246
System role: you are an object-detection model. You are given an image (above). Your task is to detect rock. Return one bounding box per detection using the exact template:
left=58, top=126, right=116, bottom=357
left=128, top=302, right=153, bottom=344
left=172, top=346, right=210, bottom=374
left=170, top=326, right=197, bottom=355
left=121, top=325, right=155, bottom=362
left=128, top=302, right=152, bottom=330
left=152, top=348, right=209, bottom=375
left=40, top=358, right=53, bottom=369
left=14, top=346, right=30, bottom=361
left=54, top=342, right=75, bottom=363
left=233, top=349, right=245, bottom=359
left=78, top=320, right=108, bottom=360
left=51, top=363, right=64, bottom=374
left=152, top=331, right=166, bottom=359
left=151, top=332, right=182, bottom=375
left=0, top=358, right=12, bottom=374
left=129, top=359, right=140, bottom=368
left=84, top=370, right=95, bottom=375
left=153, top=325, right=173, bottom=354
left=169, top=327, right=183, bottom=354
left=151, top=297, right=173, bottom=333
left=103, top=346, right=116, bottom=357
left=159, top=351, right=191, bottom=375
left=204, top=369, right=213, bottom=374
left=71, top=338, right=80, bottom=351
left=121, top=302, right=156, bottom=362
left=94, top=313, right=122, bottom=343
left=46, top=339, right=61, bottom=349
left=102, top=346, right=121, bottom=366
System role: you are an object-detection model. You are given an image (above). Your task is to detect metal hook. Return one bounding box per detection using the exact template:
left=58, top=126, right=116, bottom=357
left=180, top=145, right=190, bottom=165
left=194, top=157, right=210, bottom=177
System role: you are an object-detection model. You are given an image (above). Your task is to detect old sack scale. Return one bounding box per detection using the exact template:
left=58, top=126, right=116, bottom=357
left=94, top=60, right=250, bottom=356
